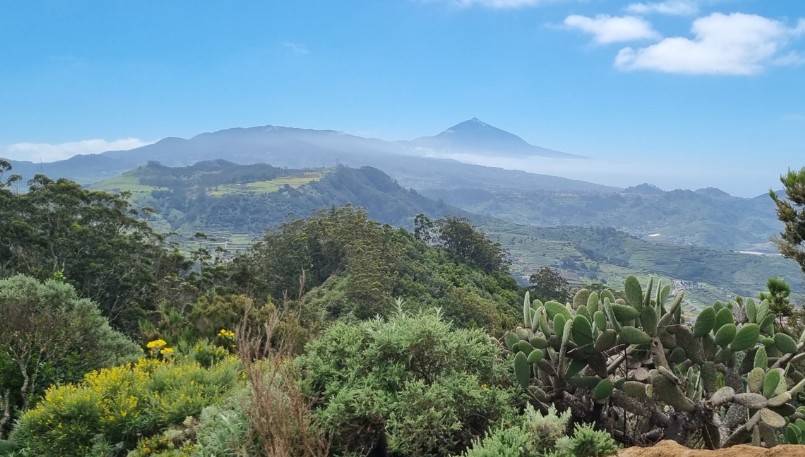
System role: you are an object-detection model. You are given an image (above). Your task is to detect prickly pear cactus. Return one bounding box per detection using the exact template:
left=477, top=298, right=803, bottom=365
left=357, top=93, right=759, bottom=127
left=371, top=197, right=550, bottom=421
left=505, top=276, right=805, bottom=449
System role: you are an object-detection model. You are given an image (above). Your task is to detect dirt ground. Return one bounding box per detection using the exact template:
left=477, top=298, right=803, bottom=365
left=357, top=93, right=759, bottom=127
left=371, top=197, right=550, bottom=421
left=618, top=440, right=805, bottom=456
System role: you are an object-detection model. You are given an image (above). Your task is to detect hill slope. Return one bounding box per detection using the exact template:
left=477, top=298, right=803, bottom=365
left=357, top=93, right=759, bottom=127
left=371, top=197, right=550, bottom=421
left=426, top=183, right=782, bottom=252
left=92, top=161, right=464, bottom=237
left=91, top=162, right=804, bottom=307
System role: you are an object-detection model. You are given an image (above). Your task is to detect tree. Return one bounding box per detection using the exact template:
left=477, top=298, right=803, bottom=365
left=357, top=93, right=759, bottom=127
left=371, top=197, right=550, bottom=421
left=1, top=172, right=189, bottom=331
left=770, top=167, right=805, bottom=275
left=760, top=276, right=793, bottom=326
left=433, top=217, right=509, bottom=274
left=528, top=267, right=572, bottom=303
left=0, top=275, right=141, bottom=438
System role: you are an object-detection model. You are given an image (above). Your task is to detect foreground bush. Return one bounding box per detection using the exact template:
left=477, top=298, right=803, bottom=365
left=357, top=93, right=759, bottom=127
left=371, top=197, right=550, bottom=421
left=462, top=405, right=617, bottom=457
left=12, top=354, right=240, bottom=456
left=296, top=308, right=519, bottom=456
left=0, top=274, right=142, bottom=438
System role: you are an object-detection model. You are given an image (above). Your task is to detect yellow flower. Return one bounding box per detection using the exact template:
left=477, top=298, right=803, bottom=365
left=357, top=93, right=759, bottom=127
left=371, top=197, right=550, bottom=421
left=217, top=329, right=235, bottom=339
left=160, top=347, right=174, bottom=356
left=146, top=339, right=167, bottom=350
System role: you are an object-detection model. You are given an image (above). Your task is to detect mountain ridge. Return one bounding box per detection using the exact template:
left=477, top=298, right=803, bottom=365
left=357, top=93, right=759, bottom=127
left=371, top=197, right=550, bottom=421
left=4, top=120, right=617, bottom=196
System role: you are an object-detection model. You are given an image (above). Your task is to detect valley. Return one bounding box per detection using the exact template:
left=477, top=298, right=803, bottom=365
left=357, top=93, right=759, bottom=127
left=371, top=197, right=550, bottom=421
left=69, top=145, right=803, bottom=309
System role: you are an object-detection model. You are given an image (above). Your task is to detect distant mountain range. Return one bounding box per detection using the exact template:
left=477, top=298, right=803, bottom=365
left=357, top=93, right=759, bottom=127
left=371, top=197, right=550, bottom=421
left=5, top=119, right=588, bottom=189
left=1, top=119, right=787, bottom=254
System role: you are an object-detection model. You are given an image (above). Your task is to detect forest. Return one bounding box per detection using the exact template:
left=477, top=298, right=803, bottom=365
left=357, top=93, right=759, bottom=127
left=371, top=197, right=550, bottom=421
left=3, top=161, right=805, bottom=456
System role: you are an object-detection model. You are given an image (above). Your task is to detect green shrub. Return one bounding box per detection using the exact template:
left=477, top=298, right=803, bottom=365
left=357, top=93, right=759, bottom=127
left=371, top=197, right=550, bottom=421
left=554, top=423, right=618, bottom=457
left=192, top=388, right=260, bottom=457
left=297, top=309, right=519, bottom=456
left=0, top=439, right=20, bottom=455
left=0, top=275, right=142, bottom=437
left=462, top=405, right=616, bottom=457
left=12, top=355, right=241, bottom=457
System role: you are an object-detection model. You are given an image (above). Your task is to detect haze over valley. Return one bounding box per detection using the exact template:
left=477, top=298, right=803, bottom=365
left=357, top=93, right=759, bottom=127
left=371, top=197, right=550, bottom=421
left=4, top=117, right=799, bottom=308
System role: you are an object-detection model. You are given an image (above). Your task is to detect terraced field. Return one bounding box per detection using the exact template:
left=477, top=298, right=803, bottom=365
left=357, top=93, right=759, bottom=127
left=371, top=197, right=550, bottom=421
left=207, top=172, right=322, bottom=196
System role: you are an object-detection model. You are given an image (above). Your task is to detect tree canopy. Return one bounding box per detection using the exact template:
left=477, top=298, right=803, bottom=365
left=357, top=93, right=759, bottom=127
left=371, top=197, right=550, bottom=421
left=0, top=171, right=188, bottom=332
left=770, top=167, right=805, bottom=275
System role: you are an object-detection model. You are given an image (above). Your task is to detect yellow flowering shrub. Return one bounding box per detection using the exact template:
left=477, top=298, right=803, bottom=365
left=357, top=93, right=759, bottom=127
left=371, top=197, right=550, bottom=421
left=147, top=339, right=168, bottom=350
left=217, top=329, right=235, bottom=339
left=12, top=355, right=241, bottom=457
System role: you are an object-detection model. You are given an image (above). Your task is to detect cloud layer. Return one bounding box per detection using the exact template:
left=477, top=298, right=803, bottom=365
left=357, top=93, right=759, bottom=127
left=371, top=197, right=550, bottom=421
left=625, top=0, right=699, bottom=16
left=564, top=14, right=660, bottom=44
left=2, top=138, right=152, bottom=163
left=615, top=13, right=805, bottom=74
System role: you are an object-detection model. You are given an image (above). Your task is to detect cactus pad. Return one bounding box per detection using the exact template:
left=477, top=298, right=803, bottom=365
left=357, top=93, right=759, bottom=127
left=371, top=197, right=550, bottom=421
left=612, top=304, right=640, bottom=321
left=693, top=307, right=716, bottom=337
left=734, top=392, right=768, bottom=409
left=595, top=329, right=618, bottom=352
left=593, top=378, right=614, bottom=401
left=624, top=275, right=643, bottom=310
left=571, top=315, right=594, bottom=347
left=730, top=323, right=760, bottom=352
left=504, top=331, right=520, bottom=350
left=714, top=307, right=734, bottom=332
left=760, top=408, right=786, bottom=428
left=775, top=332, right=798, bottom=354
left=545, top=300, right=572, bottom=321
left=619, top=326, right=651, bottom=345
left=527, top=349, right=545, bottom=363
left=514, top=352, right=530, bottom=387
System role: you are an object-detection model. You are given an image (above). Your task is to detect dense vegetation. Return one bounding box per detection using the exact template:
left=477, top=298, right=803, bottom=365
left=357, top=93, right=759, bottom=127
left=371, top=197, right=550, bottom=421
left=424, top=184, right=780, bottom=252
left=87, top=161, right=805, bottom=309
left=2, top=163, right=805, bottom=455
left=92, top=162, right=458, bottom=236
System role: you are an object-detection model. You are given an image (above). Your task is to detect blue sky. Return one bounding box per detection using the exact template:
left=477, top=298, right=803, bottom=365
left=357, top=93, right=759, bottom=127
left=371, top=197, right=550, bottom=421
left=1, top=0, right=804, bottom=196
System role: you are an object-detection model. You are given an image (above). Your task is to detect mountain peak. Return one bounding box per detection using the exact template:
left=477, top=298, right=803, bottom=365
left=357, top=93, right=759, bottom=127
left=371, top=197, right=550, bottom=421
left=413, top=119, right=583, bottom=159
left=442, top=118, right=502, bottom=135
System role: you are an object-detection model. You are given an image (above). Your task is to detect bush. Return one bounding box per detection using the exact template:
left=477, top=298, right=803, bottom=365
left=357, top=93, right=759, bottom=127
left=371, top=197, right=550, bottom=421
left=12, top=355, right=241, bottom=457
left=555, top=423, right=618, bottom=457
left=0, top=275, right=142, bottom=437
left=296, top=308, right=519, bottom=456
left=193, top=389, right=259, bottom=457
left=462, top=405, right=617, bottom=457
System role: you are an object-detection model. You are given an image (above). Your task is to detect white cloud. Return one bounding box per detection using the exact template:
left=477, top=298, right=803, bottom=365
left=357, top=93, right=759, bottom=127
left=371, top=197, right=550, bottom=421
left=454, top=0, right=544, bottom=7
left=615, top=13, right=805, bottom=74
left=282, top=42, right=310, bottom=55
left=420, top=0, right=549, bottom=8
left=564, top=14, right=660, bottom=44
left=625, top=0, right=699, bottom=16
left=773, top=51, right=805, bottom=67
left=2, top=138, right=152, bottom=163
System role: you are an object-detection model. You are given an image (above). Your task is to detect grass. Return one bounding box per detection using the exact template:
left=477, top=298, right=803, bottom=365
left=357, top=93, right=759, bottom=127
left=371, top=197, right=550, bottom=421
left=208, top=173, right=322, bottom=196
left=90, top=175, right=167, bottom=194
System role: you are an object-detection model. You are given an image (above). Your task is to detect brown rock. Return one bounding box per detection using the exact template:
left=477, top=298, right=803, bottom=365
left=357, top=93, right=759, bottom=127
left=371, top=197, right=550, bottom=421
left=618, top=440, right=805, bottom=457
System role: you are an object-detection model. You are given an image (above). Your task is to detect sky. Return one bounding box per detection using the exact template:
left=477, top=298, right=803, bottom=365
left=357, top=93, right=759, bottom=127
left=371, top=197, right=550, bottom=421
left=1, top=0, right=804, bottom=197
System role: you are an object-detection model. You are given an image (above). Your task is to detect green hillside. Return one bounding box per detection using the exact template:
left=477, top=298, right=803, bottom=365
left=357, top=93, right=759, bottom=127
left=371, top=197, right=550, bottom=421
left=425, top=185, right=781, bottom=252
left=482, top=221, right=805, bottom=307
left=91, top=160, right=463, bottom=237
left=90, top=161, right=804, bottom=308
